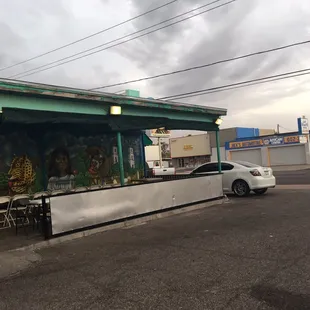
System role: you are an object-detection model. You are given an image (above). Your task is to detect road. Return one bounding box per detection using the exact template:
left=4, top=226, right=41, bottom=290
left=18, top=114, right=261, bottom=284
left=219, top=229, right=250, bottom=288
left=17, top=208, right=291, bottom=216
left=274, top=169, right=310, bottom=185
left=1, top=189, right=310, bottom=309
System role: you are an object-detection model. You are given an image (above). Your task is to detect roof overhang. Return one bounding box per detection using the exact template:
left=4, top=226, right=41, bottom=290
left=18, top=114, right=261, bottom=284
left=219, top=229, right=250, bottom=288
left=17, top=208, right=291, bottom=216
left=0, top=79, right=227, bottom=132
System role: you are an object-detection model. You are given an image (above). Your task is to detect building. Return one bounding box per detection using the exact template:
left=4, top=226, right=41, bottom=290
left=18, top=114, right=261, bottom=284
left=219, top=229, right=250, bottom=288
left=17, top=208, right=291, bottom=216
left=0, top=79, right=227, bottom=238
left=226, top=132, right=310, bottom=166
left=208, top=127, right=275, bottom=161
left=171, top=127, right=275, bottom=168
left=170, top=134, right=211, bottom=168
left=225, top=117, right=310, bottom=167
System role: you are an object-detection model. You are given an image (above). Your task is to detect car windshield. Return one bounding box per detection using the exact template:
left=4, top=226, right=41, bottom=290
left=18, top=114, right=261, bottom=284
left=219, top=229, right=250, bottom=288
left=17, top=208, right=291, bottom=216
left=234, top=161, right=260, bottom=168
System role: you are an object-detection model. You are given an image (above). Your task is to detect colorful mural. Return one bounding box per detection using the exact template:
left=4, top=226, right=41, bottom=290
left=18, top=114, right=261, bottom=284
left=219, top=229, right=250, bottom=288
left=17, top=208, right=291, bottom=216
left=0, top=129, right=144, bottom=197
left=0, top=131, right=42, bottom=197
left=44, top=131, right=143, bottom=189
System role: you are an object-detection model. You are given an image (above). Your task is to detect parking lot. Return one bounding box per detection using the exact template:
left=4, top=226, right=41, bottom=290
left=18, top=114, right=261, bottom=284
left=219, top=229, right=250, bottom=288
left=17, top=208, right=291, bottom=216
left=1, top=188, right=310, bottom=309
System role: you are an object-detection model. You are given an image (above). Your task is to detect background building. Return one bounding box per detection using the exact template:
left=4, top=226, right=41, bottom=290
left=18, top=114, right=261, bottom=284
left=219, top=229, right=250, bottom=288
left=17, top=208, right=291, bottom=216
left=209, top=127, right=275, bottom=161
left=225, top=117, right=310, bottom=167
left=170, top=127, right=275, bottom=168
left=170, top=134, right=211, bottom=168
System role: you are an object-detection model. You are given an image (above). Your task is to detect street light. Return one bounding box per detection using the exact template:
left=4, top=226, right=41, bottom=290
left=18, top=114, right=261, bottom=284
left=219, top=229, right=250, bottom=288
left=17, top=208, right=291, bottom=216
left=215, top=117, right=223, bottom=126
left=110, top=105, right=122, bottom=115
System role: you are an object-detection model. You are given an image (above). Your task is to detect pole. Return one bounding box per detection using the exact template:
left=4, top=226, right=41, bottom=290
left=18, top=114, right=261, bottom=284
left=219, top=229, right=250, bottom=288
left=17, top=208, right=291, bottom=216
left=216, top=130, right=222, bottom=173
left=158, top=137, right=162, bottom=167
left=140, top=131, right=147, bottom=178
left=277, top=124, right=280, bottom=134
left=116, top=132, right=125, bottom=186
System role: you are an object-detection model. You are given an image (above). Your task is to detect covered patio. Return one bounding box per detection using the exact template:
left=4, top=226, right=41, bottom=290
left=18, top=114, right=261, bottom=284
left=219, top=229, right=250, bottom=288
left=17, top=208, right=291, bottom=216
left=0, top=79, right=227, bottom=238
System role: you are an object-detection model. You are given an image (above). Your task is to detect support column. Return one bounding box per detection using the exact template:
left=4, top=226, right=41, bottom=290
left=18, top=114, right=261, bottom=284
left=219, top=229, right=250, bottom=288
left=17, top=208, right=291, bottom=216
left=116, top=132, right=125, bottom=186
left=140, top=131, right=147, bottom=178
left=158, top=137, right=162, bottom=168
left=216, top=130, right=222, bottom=173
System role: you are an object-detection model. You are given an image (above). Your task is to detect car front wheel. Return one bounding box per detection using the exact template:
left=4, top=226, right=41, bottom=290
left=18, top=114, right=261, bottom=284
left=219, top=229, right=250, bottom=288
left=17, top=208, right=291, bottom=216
left=253, top=188, right=268, bottom=195
left=232, top=180, right=250, bottom=197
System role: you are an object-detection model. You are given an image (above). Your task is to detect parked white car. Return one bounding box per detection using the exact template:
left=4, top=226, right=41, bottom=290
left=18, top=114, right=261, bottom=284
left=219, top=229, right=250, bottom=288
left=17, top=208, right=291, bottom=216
left=190, top=160, right=276, bottom=197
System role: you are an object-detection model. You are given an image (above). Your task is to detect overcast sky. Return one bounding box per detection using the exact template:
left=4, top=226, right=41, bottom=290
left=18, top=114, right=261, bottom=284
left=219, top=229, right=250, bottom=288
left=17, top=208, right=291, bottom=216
left=1, top=0, right=310, bottom=136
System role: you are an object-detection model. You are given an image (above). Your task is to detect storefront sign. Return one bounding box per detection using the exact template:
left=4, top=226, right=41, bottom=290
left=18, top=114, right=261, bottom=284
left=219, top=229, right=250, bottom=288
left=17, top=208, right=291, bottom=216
left=183, top=144, right=193, bottom=150
left=283, top=135, right=299, bottom=144
left=227, top=135, right=303, bottom=150
left=263, top=137, right=283, bottom=145
left=150, top=128, right=171, bottom=138
left=229, top=139, right=263, bottom=149
left=298, top=117, right=309, bottom=135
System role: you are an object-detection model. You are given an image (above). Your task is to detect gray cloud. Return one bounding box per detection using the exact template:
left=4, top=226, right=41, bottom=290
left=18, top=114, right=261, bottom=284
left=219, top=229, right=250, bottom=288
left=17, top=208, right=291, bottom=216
left=120, top=0, right=310, bottom=116
left=0, top=0, right=310, bottom=131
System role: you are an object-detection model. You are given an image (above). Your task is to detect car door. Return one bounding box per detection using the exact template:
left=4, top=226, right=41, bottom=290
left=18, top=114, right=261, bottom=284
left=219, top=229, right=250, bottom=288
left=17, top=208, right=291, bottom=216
left=221, top=163, right=235, bottom=191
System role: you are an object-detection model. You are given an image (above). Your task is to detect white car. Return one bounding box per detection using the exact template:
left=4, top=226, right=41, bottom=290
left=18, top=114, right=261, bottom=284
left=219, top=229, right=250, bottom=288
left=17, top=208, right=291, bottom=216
left=190, top=160, right=276, bottom=197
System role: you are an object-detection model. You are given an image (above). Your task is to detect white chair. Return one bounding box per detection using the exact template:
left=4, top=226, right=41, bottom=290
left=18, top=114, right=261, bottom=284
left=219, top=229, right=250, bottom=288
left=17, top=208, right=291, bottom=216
left=73, top=187, right=88, bottom=193
left=8, top=194, right=31, bottom=227
left=0, top=196, right=12, bottom=229
left=51, top=190, right=65, bottom=196
left=88, top=185, right=103, bottom=191
left=33, top=191, right=49, bottom=200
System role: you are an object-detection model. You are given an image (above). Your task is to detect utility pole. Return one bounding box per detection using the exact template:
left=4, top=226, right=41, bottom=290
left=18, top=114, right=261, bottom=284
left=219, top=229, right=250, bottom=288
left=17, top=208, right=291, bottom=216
left=277, top=124, right=280, bottom=134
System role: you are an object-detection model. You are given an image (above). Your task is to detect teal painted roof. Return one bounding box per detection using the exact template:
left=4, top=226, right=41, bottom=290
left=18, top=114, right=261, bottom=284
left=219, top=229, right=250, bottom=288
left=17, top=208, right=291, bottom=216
left=0, top=79, right=227, bottom=116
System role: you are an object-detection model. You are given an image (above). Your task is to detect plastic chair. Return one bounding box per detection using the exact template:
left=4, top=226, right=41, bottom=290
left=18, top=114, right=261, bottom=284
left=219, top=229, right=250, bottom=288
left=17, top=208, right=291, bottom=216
left=73, top=187, right=88, bottom=193
left=0, top=196, right=12, bottom=229
left=33, top=191, right=49, bottom=200
left=88, top=185, right=103, bottom=191
left=51, top=190, right=66, bottom=196
left=7, top=194, right=30, bottom=234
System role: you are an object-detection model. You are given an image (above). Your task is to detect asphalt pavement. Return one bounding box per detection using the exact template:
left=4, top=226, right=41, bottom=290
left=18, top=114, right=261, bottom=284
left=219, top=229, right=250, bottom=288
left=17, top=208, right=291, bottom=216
left=1, top=189, right=310, bottom=309
left=274, top=169, right=310, bottom=185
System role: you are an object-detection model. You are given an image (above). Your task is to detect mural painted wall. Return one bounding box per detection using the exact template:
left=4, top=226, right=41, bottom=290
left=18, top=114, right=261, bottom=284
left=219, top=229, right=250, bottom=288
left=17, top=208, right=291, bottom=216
left=0, top=131, right=43, bottom=197
left=0, top=129, right=144, bottom=197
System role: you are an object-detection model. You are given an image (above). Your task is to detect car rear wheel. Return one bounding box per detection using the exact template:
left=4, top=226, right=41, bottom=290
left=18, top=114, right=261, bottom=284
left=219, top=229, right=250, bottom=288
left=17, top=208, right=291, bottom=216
left=253, top=188, right=268, bottom=195
left=232, top=180, right=250, bottom=197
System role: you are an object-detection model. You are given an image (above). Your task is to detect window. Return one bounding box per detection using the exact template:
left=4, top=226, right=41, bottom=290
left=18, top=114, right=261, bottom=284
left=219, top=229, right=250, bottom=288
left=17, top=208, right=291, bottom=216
left=193, top=163, right=218, bottom=174
left=221, top=163, right=234, bottom=171
left=193, top=162, right=234, bottom=174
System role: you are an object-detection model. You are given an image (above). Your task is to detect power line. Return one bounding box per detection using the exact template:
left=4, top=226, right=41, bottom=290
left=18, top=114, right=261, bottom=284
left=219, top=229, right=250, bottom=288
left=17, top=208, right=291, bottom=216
left=10, top=0, right=228, bottom=79
left=0, top=0, right=179, bottom=73
left=159, top=67, right=310, bottom=100
left=10, top=0, right=236, bottom=79
left=90, top=39, right=310, bottom=90
left=279, top=125, right=295, bottom=132
left=171, top=71, right=310, bottom=99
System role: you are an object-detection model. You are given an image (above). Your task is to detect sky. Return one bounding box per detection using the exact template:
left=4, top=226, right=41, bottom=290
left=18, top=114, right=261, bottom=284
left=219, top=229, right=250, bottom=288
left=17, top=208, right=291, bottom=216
left=1, top=0, right=310, bottom=137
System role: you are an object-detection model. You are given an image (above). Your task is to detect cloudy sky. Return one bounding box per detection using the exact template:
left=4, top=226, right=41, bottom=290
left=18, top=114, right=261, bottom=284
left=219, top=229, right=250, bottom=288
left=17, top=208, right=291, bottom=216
left=1, top=0, right=310, bottom=135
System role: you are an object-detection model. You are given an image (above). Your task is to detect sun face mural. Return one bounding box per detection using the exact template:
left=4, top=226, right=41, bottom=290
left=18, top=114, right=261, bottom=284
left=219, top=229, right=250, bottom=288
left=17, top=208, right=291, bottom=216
left=8, top=155, right=36, bottom=195
left=85, top=146, right=112, bottom=186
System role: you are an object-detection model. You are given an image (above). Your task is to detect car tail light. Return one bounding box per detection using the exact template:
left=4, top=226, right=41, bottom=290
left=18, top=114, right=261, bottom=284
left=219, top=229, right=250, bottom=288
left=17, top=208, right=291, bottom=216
left=250, top=169, right=261, bottom=176
left=152, top=168, right=155, bottom=176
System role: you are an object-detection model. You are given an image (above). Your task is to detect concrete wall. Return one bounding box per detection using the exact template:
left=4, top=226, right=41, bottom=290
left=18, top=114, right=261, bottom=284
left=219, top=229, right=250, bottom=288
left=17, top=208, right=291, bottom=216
left=209, top=128, right=237, bottom=148
left=170, top=134, right=211, bottom=158
left=211, top=147, right=226, bottom=162
left=259, top=128, right=276, bottom=136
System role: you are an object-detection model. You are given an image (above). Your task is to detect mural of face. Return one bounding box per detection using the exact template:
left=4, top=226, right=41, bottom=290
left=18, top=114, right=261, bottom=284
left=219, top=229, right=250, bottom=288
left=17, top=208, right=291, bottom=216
left=55, top=154, right=69, bottom=177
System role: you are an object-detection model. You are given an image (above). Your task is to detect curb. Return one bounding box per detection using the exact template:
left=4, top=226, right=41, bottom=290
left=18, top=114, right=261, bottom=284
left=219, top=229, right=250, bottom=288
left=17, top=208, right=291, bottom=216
left=9, top=198, right=228, bottom=253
